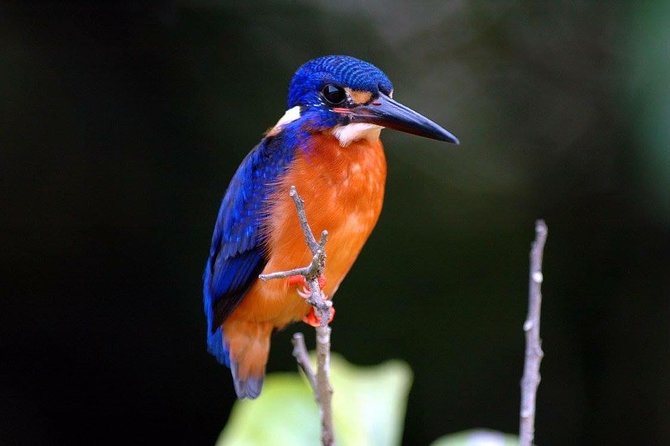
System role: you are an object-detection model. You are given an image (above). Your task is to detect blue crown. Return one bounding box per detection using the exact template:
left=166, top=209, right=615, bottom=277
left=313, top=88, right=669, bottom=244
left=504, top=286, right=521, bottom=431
left=287, top=55, right=394, bottom=108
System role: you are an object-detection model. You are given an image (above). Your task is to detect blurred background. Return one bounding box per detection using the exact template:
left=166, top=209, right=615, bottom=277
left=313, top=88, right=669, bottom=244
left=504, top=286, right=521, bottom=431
left=2, top=1, right=669, bottom=444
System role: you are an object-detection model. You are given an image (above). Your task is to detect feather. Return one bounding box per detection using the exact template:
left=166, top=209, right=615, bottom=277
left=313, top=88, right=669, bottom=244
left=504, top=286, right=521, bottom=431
left=203, top=130, right=297, bottom=364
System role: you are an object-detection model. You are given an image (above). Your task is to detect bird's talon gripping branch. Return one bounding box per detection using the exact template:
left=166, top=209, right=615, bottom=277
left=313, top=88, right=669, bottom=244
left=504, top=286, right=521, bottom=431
left=303, top=306, right=336, bottom=327
left=287, top=275, right=305, bottom=286
left=297, top=286, right=312, bottom=300
left=289, top=274, right=327, bottom=292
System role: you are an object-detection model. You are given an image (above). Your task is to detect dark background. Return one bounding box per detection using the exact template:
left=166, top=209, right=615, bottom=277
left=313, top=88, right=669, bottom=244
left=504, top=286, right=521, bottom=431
left=2, top=1, right=670, bottom=445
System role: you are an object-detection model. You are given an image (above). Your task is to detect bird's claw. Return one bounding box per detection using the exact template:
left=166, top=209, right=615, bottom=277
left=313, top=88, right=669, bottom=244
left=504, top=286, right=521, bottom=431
left=288, top=274, right=326, bottom=296
left=297, top=286, right=312, bottom=299
left=302, top=306, right=335, bottom=327
left=287, top=274, right=332, bottom=326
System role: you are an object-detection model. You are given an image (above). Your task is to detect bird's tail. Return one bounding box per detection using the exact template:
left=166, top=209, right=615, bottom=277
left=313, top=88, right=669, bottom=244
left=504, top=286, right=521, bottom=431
left=222, top=319, right=272, bottom=399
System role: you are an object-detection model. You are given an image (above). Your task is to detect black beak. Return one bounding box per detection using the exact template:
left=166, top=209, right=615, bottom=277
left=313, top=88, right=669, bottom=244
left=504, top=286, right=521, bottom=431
left=343, top=93, right=459, bottom=144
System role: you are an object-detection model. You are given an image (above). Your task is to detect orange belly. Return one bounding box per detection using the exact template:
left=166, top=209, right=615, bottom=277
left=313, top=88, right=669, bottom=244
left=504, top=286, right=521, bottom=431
left=223, top=132, right=387, bottom=379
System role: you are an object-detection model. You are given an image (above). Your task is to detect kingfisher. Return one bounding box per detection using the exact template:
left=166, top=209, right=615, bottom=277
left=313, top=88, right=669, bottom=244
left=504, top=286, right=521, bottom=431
left=204, top=55, right=458, bottom=399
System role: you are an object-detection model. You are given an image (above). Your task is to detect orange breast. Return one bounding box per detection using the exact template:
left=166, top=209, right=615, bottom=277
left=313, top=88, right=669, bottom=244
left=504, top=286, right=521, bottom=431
left=229, top=132, right=387, bottom=328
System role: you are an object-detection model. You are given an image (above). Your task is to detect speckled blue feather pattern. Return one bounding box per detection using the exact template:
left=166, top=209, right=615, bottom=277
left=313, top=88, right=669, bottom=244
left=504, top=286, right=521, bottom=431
left=288, top=55, right=393, bottom=109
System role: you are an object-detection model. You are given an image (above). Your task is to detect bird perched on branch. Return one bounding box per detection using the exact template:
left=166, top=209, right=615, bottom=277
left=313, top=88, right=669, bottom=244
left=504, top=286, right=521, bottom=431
left=204, top=55, right=459, bottom=399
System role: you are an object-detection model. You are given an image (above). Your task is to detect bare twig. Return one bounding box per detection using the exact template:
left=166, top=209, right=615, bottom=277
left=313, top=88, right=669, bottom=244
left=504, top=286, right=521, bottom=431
left=520, top=219, right=548, bottom=446
left=314, top=320, right=333, bottom=446
left=258, top=186, right=335, bottom=446
left=289, top=186, right=320, bottom=253
left=292, top=333, right=317, bottom=391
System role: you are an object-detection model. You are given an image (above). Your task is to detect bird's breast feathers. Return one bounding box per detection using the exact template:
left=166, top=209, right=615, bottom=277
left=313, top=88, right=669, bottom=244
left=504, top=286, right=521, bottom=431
left=268, top=132, right=387, bottom=289
left=229, top=132, right=386, bottom=325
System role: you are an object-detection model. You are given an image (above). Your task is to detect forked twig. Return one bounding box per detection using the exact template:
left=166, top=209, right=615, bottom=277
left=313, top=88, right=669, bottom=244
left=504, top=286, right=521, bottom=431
left=259, top=186, right=334, bottom=446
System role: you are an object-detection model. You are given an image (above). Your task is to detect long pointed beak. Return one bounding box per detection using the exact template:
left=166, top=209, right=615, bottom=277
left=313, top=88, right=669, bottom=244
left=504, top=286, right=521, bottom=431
left=343, top=93, right=459, bottom=144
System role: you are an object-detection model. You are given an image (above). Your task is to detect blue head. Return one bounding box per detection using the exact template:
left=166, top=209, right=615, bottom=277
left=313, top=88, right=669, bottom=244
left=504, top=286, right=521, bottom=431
left=288, top=55, right=393, bottom=109
left=280, top=55, right=458, bottom=145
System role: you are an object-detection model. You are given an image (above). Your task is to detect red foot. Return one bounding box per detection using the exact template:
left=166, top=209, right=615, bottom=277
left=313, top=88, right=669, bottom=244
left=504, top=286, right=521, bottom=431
left=302, top=306, right=336, bottom=327
left=287, top=274, right=326, bottom=289
left=287, top=275, right=305, bottom=287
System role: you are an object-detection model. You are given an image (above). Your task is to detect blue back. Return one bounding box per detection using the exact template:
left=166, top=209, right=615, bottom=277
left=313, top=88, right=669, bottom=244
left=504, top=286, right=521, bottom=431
left=203, top=129, right=297, bottom=365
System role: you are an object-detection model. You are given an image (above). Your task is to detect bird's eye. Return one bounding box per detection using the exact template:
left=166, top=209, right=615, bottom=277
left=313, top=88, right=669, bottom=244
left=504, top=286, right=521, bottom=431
left=321, top=84, right=347, bottom=105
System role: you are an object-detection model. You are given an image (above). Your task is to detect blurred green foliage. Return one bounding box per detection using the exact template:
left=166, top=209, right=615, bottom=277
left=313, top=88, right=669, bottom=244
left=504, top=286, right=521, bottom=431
left=217, top=354, right=411, bottom=446
left=626, top=0, right=670, bottom=222
left=431, top=429, right=519, bottom=446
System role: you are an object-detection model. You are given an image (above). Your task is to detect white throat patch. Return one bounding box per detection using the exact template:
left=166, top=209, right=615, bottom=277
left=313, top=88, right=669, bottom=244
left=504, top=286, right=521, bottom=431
left=332, top=123, right=383, bottom=147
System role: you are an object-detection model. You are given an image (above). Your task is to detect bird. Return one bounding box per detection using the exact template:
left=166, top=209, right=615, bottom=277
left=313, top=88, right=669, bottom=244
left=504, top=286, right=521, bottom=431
left=203, top=55, right=459, bottom=399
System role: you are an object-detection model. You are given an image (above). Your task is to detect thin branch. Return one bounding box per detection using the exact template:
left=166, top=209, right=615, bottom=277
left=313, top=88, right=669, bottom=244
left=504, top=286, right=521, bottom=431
left=258, top=186, right=335, bottom=446
left=260, top=249, right=327, bottom=308
left=314, top=318, right=333, bottom=446
left=292, top=333, right=317, bottom=391
left=520, top=219, right=548, bottom=446
left=289, top=185, right=320, bottom=253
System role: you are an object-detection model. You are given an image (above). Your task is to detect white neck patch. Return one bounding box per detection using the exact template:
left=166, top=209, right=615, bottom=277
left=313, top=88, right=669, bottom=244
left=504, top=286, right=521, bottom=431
left=266, top=106, right=301, bottom=137
left=332, top=123, right=383, bottom=147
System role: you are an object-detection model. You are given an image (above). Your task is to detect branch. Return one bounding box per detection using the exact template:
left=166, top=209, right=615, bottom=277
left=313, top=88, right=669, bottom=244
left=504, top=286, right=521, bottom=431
left=292, top=333, right=317, bottom=391
left=258, top=186, right=335, bottom=446
left=520, top=219, right=548, bottom=446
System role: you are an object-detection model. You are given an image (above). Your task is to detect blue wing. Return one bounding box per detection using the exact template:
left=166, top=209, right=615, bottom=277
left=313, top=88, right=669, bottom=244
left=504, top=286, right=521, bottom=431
left=203, top=132, right=297, bottom=365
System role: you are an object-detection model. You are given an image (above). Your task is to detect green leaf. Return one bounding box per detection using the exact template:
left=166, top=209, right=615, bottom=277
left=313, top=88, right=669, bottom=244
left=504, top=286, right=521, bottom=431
left=216, top=353, right=413, bottom=446
left=430, top=429, right=519, bottom=446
